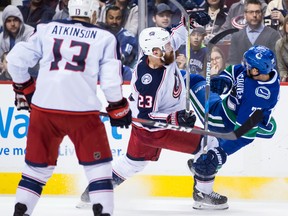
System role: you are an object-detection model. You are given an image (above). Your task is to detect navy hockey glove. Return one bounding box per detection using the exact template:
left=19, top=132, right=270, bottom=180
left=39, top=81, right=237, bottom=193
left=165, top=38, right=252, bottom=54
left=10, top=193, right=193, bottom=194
left=13, top=77, right=35, bottom=111
left=189, top=10, right=211, bottom=26
left=193, top=147, right=227, bottom=177
left=167, top=110, right=196, bottom=127
left=106, top=98, right=132, bottom=128
left=182, top=10, right=211, bottom=28
left=210, top=76, right=231, bottom=95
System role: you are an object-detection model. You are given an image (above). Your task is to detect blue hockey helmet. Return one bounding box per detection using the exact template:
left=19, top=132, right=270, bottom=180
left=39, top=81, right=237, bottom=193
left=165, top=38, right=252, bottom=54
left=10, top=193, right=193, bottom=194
left=243, top=45, right=276, bottom=74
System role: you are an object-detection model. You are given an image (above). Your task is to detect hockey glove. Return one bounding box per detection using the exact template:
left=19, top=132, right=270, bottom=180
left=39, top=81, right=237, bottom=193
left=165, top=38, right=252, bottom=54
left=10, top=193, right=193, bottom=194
left=167, top=110, right=196, bottom=127
left=106, top=97, right=132, bottom=128
left=12, top=77, right=35, bottom=111
left=15, top=93, right=30, bottom=111
left=182, top=10, right=211, bottom=28
left=189, top=10, right=211, bottom=26
left=210, top=76, right=231, bottom=95
left=192, top=147, right=227, bottom=177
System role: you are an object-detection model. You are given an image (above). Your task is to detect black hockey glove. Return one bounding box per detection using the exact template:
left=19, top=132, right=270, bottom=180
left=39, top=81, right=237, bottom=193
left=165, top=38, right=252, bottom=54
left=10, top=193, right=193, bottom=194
left=106, top=97, right=132, bottom=128
left=192, top=147, right=227, bottom=177
left=210, top=76, right=232, bottom=95
left=167, top=110, right=196, bottom=127
left=182, top=9, right=211, bottom=28
left=12, top=77, right=35, bottom=111
left=189, top=10, right=211, bottom=26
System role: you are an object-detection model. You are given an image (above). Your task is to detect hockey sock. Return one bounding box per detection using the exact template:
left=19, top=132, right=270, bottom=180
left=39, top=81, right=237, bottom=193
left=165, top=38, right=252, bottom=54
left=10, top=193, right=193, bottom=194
left=194, top=177, right=214, bottom=194
left=84, top=162, right=114, bottom=215
left=15, top=176, right=44, bottom=215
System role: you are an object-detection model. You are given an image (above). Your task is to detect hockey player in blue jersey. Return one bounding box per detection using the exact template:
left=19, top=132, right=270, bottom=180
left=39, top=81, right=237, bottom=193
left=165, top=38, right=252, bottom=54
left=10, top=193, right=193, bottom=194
left=186, top=45, right=280, bottom=209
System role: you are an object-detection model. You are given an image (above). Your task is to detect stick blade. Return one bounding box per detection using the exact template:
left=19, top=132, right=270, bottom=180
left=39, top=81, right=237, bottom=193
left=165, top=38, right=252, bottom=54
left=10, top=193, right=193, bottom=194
left=209, top=28, right=239, bottom=45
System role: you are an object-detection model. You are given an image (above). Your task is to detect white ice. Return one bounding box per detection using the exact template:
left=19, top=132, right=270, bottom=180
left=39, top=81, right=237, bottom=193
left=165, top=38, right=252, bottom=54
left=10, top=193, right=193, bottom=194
left=2, top=195, right=288, bottom=216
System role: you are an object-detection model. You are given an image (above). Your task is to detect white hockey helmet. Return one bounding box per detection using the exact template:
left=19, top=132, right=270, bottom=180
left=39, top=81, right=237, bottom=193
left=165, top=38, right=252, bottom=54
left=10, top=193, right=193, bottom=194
left=139, top=27, right=170, bottom=55
left=68, top=0, right=94, bottom=18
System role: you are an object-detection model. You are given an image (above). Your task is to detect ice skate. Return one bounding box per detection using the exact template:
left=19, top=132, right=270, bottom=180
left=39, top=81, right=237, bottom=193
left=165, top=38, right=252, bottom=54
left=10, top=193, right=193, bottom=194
left=75, top=186, right=92, bottom=209
left=93, top=203, right=110, bottom=216
left=187, top=158, right=194, bottom=173
left=13, top=203, right=29, bottom=216
left=193, top=186, right=229, bottom=210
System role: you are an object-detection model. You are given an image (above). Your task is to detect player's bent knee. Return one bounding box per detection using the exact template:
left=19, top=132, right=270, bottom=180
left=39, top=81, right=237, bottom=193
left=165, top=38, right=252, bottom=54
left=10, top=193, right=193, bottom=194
left=112, top=155, right=148, bottom=179
left=22, top=164, right=54, bottom=185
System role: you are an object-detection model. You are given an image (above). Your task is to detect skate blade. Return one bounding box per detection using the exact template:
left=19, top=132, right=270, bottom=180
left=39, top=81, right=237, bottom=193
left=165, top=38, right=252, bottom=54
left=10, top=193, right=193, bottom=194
left=193, top=201, right=229, bottom=210
left=75, top=201, right=92, bottom=209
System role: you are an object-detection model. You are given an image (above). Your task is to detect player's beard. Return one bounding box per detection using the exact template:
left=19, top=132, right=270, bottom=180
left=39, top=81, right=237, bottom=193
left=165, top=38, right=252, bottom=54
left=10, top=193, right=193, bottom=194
left=161, top=51, right=175, bottom=65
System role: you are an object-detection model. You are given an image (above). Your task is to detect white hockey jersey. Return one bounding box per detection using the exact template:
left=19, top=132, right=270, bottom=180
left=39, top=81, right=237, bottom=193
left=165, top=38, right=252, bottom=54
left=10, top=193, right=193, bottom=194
left=7, top=19, right=123, bottom=113
left=130, top=24, right=188, bottom=131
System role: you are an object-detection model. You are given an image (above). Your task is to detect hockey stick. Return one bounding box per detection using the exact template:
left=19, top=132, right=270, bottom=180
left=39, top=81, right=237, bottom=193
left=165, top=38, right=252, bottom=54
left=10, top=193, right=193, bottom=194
left=202, top=28, right=239, bottom=149
left=169, top=0, right=191, bottom=117
left=100, top=109, right=263, bottom=140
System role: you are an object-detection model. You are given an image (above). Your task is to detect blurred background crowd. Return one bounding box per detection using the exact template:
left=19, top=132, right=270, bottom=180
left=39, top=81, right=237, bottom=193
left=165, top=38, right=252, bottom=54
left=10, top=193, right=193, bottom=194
left=0, top=0, right=287, bottom=82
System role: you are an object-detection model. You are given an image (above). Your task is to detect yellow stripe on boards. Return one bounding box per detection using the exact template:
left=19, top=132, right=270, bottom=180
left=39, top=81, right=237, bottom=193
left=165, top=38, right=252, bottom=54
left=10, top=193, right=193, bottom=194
left=1, top=173, right=288, bottom=200
left=118, top=175, right=288, bottom=200
left=0, top=173, right=80, bottom=195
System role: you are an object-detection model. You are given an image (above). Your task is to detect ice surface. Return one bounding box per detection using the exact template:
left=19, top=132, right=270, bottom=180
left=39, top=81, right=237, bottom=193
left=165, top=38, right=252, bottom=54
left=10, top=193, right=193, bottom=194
left=1, top=195, right=287, bottom=216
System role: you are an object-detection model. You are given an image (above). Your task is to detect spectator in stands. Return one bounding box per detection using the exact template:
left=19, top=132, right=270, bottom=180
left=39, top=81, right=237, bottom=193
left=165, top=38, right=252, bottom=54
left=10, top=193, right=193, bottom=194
left=52, top=0, right=69, bottom=20
left=97, top=5, right=137, bottom=80
left=147, top=0, right=181, bottom=27
left=210, top=46, right=226, bottom=75
left=0, top=5, right=34, bottom=60
left=264, top=0, right=288, bottom=31
left=89, top=1, right=98, bottom=25
left=105, top=0, right=138, bottom=36
left=152, top=3, right=173, bottom=29
left=227, top=0, right=280, bottom=65
left=178, top=26, right=208, bottom=76
left=0, top=51, right=11, bottom=80
left=17, top=0, right=55, bottom=28
left=220, top=0, right=267, bottom=32
left=22, top=0, right=31, bottom=7
left=275, top=15, right=288, bottom=82
left=92, top=0, right=108, bottom=23
left=44, top=0, right=59, bottom=11
left=203, top=0, right=228, bottom=37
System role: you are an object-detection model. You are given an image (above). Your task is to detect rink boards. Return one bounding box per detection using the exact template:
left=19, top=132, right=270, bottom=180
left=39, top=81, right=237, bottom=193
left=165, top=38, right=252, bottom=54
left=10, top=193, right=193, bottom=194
left=0, top=82, right=288, bottom=200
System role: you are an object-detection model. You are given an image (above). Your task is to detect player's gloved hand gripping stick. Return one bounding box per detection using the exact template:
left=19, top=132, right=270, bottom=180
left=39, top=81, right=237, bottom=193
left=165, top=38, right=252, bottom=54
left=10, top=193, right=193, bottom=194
left=167, top=109, right=196, bottom=128
left=106, top=97, right=132, bottom=128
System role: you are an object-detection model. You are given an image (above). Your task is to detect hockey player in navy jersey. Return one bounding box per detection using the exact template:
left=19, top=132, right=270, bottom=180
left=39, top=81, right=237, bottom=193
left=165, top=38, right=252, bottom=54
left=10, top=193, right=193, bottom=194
left=77, top=20, right=228, bottom=210
left=7, top=0, right=132, bottom=215
left=185, top=45, right=280, bottom=209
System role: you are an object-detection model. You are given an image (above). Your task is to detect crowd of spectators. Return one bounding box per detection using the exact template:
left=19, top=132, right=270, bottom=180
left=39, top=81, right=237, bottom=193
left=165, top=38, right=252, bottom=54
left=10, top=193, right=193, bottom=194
left=0, top=0, right=287, bottom=81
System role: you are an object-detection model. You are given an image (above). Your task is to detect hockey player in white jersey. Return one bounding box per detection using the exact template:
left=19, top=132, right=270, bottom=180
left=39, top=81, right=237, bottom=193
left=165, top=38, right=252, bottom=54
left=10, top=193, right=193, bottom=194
left=7, top=0, right=132, bottom=215
left=77, top=19, right=227, bottom=209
